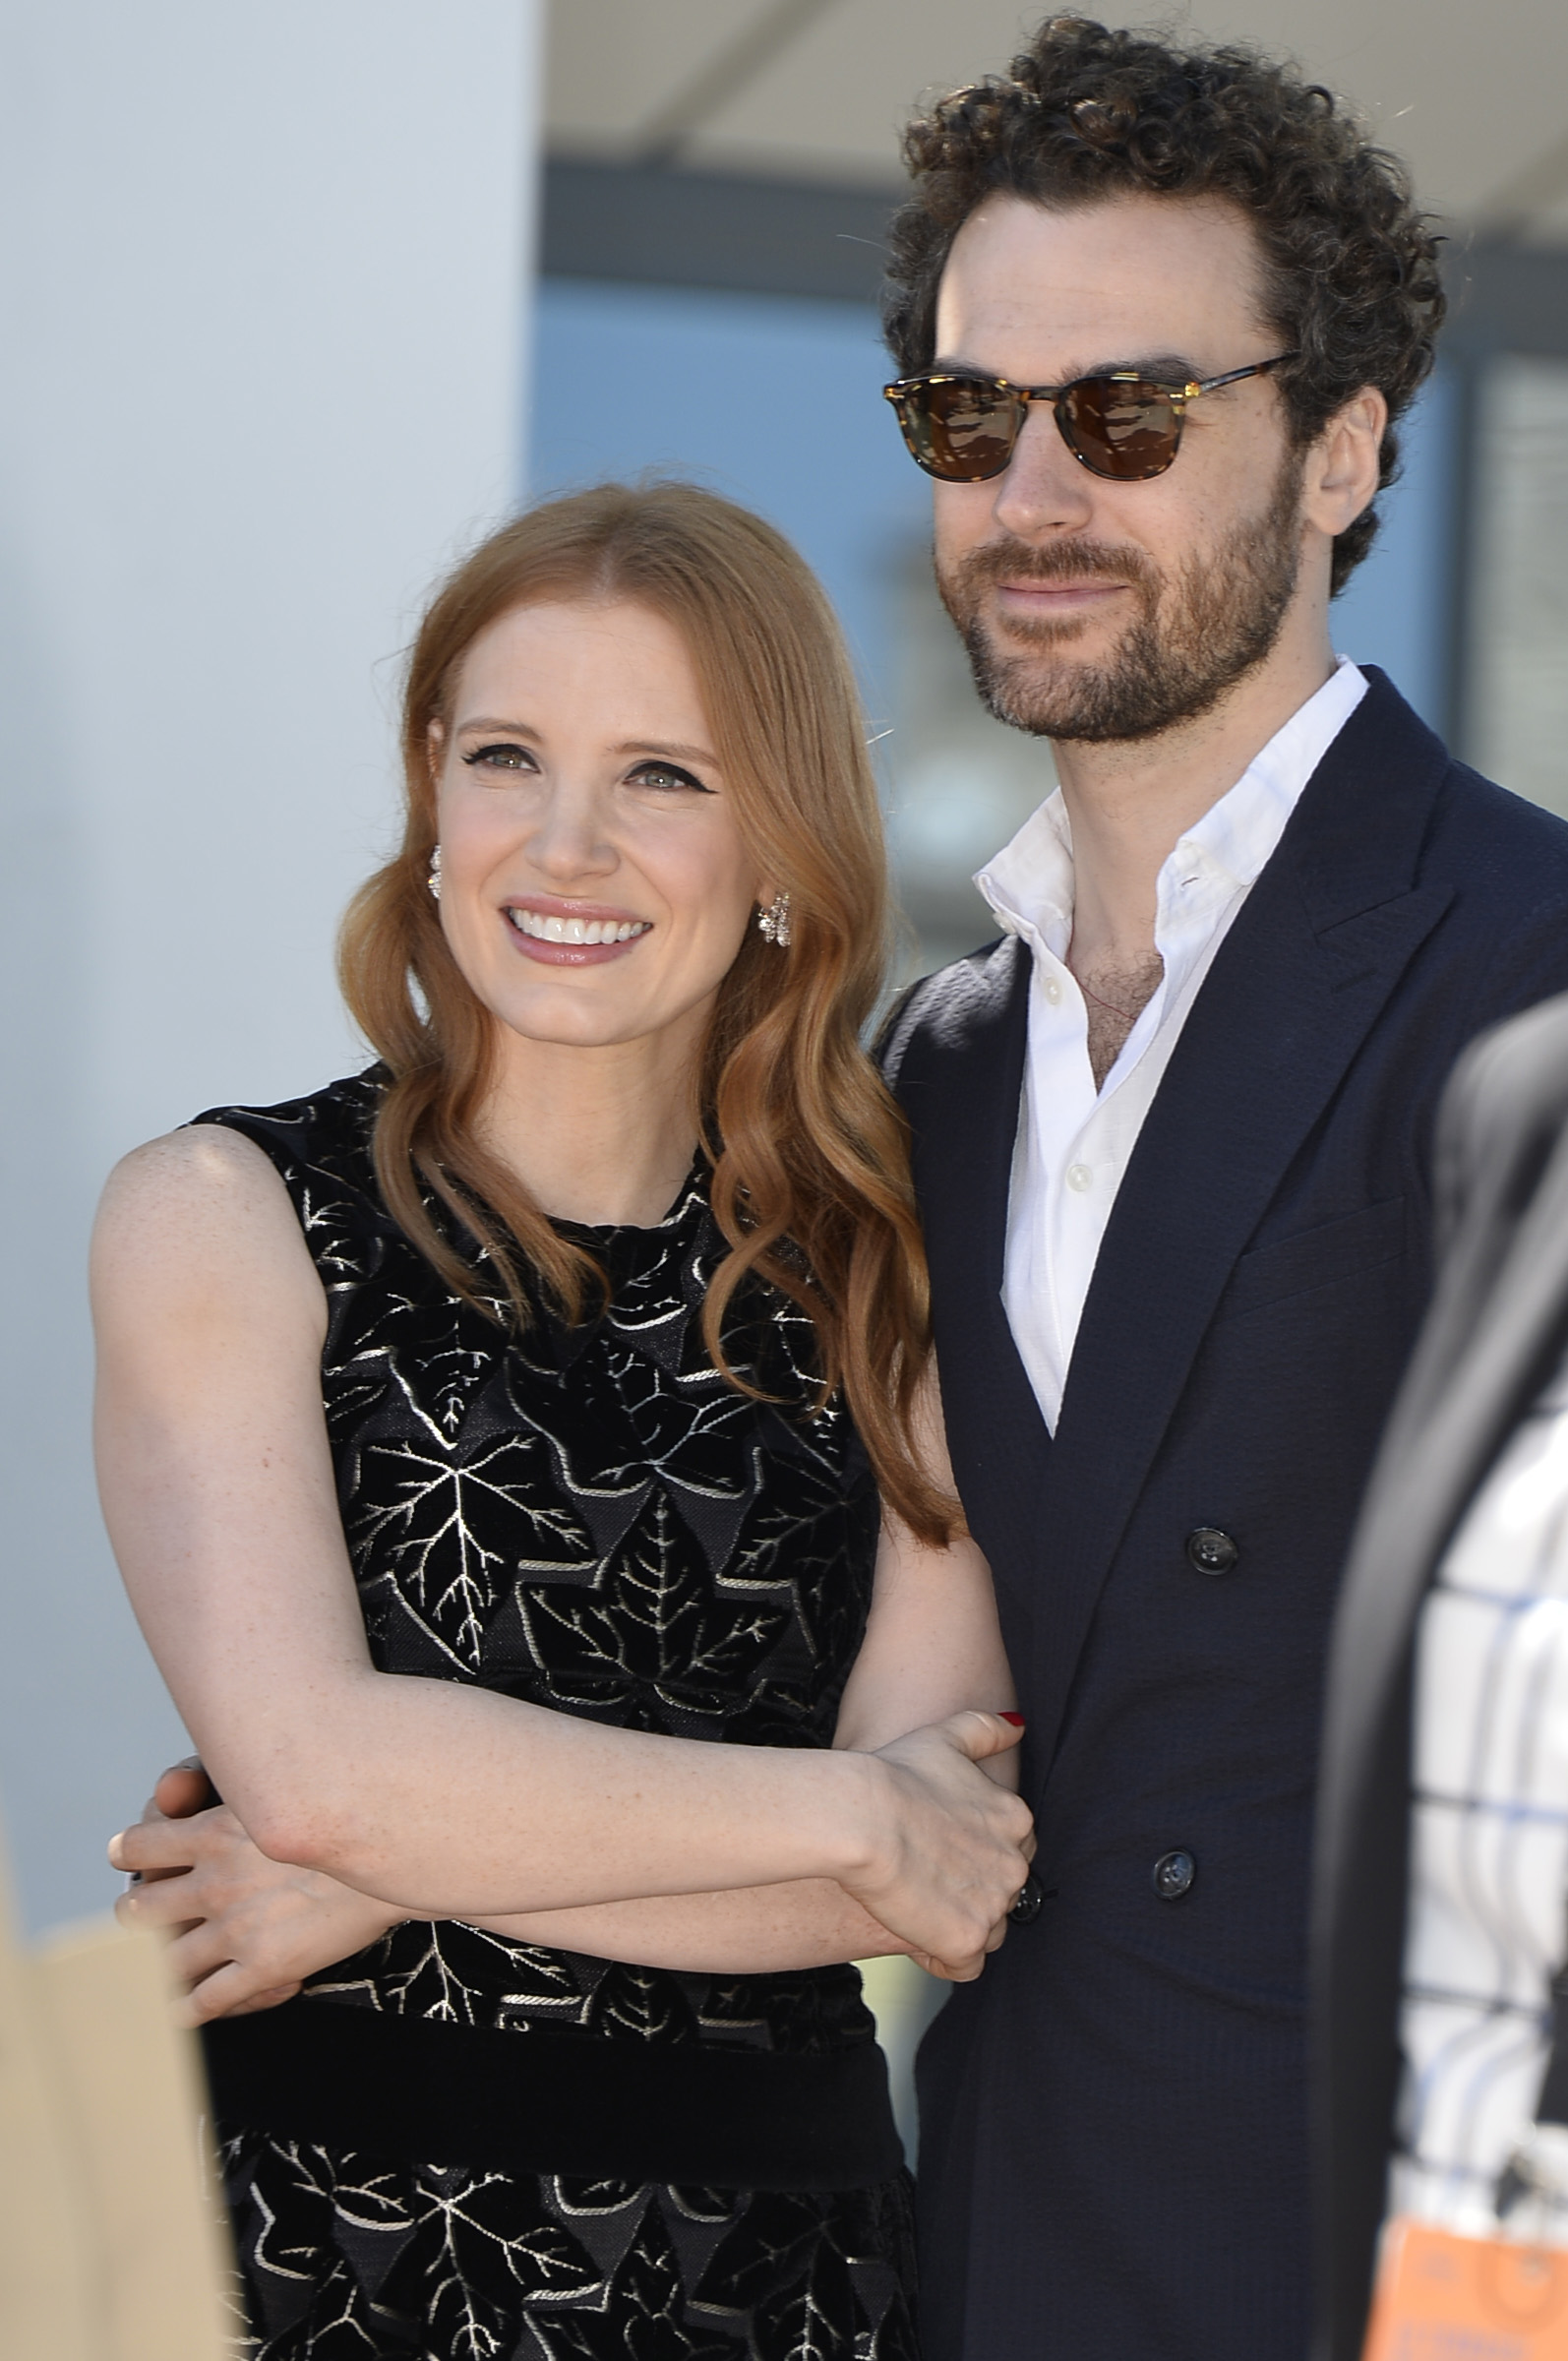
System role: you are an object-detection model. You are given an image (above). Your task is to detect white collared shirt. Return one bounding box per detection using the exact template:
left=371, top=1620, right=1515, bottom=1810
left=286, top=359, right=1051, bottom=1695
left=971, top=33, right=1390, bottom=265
left=975, top=658, right=1368, bottom=1432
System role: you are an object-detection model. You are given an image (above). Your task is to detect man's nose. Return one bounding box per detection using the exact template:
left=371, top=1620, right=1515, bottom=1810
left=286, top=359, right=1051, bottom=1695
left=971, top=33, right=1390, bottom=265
left=991, top=402, right=1098, bottom=540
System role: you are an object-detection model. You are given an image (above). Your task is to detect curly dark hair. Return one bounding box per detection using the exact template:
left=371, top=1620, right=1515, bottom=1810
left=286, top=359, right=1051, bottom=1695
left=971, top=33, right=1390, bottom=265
left=883, top=15, right=1445, bottom=591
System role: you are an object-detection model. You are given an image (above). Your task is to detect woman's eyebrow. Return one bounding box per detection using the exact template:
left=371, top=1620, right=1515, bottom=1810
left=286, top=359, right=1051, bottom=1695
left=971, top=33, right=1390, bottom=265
left=611, top=740, right=720, bottom=766
left=452, top=724, right=721, bottom=767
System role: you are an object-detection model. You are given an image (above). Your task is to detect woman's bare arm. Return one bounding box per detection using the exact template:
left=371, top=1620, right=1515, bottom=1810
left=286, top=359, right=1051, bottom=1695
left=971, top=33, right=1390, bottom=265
left=98, top=1126, right=1030, bottom=1980
left=119, top=1371, right=1023, bottom=2013
left=463, top=1388, right=1019, bottom=1961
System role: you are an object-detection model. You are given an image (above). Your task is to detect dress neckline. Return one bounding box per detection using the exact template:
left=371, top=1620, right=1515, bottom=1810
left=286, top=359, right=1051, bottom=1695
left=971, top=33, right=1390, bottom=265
left=548, top=1157, right=709, bottom=1244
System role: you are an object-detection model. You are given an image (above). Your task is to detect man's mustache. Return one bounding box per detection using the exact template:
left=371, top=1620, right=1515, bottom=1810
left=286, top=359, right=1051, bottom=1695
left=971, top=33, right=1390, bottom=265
left=952, top=535, right=1155, bottom=590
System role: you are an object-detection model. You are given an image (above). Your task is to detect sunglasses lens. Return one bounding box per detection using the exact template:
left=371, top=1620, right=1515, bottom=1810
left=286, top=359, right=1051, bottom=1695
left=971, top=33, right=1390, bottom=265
left=896, top=379, right=1020, bottom=482
left=1061, top=380, right=1181, bottom=480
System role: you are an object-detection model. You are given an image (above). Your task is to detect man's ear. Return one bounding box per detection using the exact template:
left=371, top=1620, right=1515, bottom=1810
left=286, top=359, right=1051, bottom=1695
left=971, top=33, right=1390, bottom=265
left=1303, top=387, right=1388, bottom=536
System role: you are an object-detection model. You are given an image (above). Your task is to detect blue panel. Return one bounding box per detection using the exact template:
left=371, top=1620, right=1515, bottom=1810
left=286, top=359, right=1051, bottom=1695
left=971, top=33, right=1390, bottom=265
left=531, top=277, right=1458, bottom=745
left=528, top=278, right=930, bottom=726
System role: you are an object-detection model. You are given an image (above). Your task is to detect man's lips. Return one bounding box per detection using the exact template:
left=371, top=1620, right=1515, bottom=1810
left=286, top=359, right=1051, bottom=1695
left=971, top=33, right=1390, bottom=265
left=995, top=576, right=1129, bottom=608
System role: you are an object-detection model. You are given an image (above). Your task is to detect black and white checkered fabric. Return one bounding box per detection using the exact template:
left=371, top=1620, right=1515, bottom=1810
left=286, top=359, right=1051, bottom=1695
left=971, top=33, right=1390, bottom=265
left=1397, top=1358, right=1568, bottom=2231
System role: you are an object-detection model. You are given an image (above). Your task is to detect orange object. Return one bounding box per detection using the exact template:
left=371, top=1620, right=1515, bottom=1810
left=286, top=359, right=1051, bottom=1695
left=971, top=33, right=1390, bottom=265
left=1363, top=2216, right=1568, bottom=2359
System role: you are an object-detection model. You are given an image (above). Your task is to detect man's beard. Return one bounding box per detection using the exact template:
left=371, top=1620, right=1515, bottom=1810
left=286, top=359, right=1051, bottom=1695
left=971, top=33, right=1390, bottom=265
left=935, top=450, right=1306, bottom=745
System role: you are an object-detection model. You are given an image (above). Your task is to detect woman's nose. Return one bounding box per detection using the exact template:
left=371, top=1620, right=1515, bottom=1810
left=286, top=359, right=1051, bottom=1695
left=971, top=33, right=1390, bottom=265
left=526, top=783, right=617, bottom=878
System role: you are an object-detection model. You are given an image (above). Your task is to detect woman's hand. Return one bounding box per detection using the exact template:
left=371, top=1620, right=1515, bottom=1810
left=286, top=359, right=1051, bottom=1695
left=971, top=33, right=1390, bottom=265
left=108, top=1707, right=1032, bottom=2000
left=845, top=1711, right=1035, bottom=1981
left=111, top=1792, right=406, bottom=2028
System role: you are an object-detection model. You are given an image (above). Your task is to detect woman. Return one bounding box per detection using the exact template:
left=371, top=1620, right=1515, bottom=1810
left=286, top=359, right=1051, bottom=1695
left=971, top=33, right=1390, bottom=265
left=96, top=481, right=1032, bottom=2359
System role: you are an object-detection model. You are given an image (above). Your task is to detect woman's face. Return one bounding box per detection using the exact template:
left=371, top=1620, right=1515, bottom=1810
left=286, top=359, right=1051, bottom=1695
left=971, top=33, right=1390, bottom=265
left=431, top=598, right=767, bottom=1064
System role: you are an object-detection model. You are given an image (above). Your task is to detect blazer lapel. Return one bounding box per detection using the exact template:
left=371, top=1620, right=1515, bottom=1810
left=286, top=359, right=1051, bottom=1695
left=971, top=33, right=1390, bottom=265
left=897, top=938, right=1054, bottom=1662
left=1025, top=675, right=1455, bottom=1772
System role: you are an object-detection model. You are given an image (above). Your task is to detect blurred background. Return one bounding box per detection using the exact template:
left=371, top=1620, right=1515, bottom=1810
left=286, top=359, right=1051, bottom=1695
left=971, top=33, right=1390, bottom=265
left=3, top=0, right=1568, bottom=2152
left=538, top=0, right=1568, bottom=967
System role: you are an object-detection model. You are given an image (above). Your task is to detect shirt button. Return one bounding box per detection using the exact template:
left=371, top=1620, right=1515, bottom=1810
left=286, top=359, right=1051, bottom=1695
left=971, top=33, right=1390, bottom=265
left=1185, top=1527, right=1239, bottom=1576
left=1045, top=978, right=1062, bottom=1004
left=1152, top=1850, right=1197, bottom=1901
left=1066, top=1163, right=1093, bottom=1192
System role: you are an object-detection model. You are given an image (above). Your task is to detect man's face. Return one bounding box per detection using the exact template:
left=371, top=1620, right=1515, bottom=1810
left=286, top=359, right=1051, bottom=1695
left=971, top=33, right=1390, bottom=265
left=931, top=193, right=1306, bottom=744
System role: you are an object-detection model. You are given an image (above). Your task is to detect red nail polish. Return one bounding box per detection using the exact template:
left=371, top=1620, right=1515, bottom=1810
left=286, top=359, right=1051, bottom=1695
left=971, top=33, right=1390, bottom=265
left=999, top=1712, right=1025, bottom=1726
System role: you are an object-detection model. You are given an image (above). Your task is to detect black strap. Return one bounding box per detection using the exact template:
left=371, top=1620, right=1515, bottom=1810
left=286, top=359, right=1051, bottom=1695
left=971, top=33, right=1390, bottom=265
left=1495, top=1958, right=1568, bottom=2217
left=202, top=1996, right=903, bottom=2192
left=1535, top=1959, right=1568, bottom=2128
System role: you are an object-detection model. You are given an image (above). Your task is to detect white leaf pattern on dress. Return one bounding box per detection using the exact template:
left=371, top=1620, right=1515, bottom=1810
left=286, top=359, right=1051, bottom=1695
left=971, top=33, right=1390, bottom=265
left=195, top=1072, right=914, bottom=2360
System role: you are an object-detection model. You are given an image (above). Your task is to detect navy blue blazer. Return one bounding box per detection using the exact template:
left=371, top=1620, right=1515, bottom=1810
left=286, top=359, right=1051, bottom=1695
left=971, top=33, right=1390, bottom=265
left=879, top=673, right=1568, bottom=2361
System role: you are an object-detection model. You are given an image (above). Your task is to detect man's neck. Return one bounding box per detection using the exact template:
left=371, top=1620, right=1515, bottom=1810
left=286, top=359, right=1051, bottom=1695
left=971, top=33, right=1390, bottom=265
left=1053, top=629, right=1337, bottom=977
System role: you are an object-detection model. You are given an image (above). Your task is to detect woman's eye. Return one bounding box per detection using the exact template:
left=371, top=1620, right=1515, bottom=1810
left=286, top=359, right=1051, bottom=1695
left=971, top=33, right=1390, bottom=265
left=629, top=760, right=709, bottom=795
left=462, top=742, right=537, bottom=774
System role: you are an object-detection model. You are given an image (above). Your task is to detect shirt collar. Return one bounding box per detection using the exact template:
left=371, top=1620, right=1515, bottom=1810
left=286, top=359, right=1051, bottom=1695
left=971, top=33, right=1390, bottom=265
left=976, top=657, right=1368, bottom=959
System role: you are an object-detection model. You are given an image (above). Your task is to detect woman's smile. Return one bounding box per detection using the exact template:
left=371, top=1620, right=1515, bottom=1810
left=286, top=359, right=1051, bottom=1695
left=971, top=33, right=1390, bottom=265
left=503, top=892, right=653, bottom=963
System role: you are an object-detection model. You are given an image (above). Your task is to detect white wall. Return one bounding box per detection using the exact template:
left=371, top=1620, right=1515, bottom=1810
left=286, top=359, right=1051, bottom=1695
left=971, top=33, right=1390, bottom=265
left=0, top=2, right=540, bottom=1931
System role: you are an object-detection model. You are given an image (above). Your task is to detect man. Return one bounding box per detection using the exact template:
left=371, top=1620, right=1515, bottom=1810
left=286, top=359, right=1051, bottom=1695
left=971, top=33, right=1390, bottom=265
left=1314, top=991, right=1568, bottom=2360
left=874, top=18, right=1568, bottom=2359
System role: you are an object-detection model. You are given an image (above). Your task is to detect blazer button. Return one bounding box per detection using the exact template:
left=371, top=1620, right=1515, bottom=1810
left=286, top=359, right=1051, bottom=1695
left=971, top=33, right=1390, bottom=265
left=1010, top=1875, right=1044, bottom=1924
left=1152, top=1849, right=1197, bottom=1901
left=1185, top=1526, right=1239, bottom=1576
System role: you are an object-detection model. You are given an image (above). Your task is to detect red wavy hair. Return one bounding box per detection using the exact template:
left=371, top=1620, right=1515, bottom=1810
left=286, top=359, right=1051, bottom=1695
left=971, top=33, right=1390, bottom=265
left=337, top=481, right=954, bottom=1543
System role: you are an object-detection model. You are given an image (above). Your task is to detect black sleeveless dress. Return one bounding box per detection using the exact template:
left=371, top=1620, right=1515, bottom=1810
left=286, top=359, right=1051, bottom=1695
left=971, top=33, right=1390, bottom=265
left=191, top=1072, right=917, bottom=2361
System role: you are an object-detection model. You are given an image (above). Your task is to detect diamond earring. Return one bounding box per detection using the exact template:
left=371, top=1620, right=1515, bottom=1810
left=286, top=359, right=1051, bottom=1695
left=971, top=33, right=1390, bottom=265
left=427, top=845, right=442, bottom=901
left=756, top=891, right=791, bottom=947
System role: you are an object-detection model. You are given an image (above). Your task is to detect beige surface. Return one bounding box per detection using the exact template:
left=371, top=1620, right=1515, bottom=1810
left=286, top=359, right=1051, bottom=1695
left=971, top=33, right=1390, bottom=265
left=0, top=1852, right=230, bottom=2361
left=548, top=0, right=1568, bottom=238
left=0, top=1877, right=100, bottom=2353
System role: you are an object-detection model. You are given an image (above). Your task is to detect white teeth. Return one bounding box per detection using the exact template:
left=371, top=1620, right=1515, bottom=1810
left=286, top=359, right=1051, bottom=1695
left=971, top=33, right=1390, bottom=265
left=509, top=907, right=649, bottom=944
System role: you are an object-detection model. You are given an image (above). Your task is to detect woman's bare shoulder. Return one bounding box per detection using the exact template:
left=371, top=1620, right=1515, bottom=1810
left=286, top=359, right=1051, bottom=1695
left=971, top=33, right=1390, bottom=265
left=92, top=1123, right=322, bottom=1325
left=103, top=1118, right=285, bottom=1197
left=96, top=1121, right=299, bottom=1245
